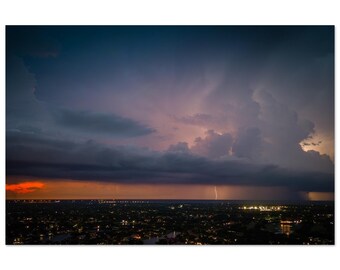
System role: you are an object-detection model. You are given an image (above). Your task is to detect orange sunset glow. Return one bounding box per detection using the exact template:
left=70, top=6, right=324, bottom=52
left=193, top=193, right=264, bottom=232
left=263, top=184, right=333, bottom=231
left=5, top=178, right=334, bottom=201
left=6, top=181, right=45, bottom=194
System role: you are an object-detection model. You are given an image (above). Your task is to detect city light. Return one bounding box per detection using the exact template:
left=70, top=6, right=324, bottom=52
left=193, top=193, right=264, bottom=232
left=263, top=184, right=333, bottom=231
left=5, top=200, right=334, bottom=245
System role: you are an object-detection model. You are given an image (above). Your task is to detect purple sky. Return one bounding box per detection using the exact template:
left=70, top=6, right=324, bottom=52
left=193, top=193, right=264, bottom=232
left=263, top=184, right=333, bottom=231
left=6, top=26, right=334, bottom=200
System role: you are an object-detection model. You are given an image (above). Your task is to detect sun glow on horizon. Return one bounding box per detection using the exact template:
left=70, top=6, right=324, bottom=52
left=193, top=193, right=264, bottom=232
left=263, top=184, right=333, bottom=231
left=6, top=181, right=45, bottom=194
left=6, top=178, right=330, bottom=201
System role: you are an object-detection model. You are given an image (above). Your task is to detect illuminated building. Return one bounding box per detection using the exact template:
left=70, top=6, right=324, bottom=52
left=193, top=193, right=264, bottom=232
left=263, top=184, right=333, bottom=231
left=280, top=220, right=293, bottom=236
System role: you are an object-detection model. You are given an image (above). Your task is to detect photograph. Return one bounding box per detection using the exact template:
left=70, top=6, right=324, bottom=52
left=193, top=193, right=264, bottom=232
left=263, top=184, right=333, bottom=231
left=6, top=26, right=334, bottom=245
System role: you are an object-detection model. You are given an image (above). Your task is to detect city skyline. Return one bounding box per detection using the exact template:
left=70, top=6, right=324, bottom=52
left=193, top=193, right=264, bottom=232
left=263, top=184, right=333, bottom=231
left=6, top=26, right=334, bottom=200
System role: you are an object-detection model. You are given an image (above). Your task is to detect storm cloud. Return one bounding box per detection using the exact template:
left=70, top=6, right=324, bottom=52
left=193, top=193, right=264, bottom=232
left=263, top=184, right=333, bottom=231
left=6, top=131, right=333, bottom=192
left=53, top=109, right=156, bottom=137
left=6, top=26, right=334, bottom=199
left=191, top=130, right=233, bottom=159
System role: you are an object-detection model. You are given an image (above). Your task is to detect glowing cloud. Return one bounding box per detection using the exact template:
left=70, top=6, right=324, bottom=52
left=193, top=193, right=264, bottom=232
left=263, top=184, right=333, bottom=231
left=6, top=181, right=45, bottom=194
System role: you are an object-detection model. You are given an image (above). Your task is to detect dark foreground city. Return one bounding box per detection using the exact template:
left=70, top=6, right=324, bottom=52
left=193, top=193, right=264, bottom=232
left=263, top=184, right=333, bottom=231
left=6, top=200, right=334, bottom=245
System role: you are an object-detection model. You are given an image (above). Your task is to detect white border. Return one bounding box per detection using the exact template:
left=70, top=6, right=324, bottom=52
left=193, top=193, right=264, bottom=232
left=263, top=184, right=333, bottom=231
left=0, top=1, right=339, bottom=270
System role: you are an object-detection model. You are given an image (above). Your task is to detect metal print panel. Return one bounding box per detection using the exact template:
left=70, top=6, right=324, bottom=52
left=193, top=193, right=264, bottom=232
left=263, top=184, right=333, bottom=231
left=6, top=26, right=334, bottom=245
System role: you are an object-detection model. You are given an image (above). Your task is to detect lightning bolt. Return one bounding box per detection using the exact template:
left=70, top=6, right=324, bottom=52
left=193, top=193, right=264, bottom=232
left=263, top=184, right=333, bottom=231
left=214, top=186, right=218, bottom=200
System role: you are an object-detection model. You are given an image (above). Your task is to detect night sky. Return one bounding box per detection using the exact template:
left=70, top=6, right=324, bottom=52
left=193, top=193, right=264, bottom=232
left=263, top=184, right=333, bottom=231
left=6, top=26, right=334, bottom=200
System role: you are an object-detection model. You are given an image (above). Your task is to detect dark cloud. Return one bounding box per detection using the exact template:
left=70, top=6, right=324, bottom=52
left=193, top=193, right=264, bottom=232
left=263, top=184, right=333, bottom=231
left=232, top=128, right=262, bottom=160
left=254, top=90, right=333, bottom=173
left=7, top=130, right=76, bottom=151
left=7, top=26, right=60, bottom=58
left=203, top=76, right=262, bottom=131
left=52, top=109, right=156, bottom=137
left=167, top=142, right=190, bottom=153
left=6, top=55, right=42, bottom=122
left=191, top=130, right=233, bottom=159
left=256, top=90, right=315, bottom=145
left=6, top=132, right=333, bottom=192
left=6, top=54, right=155, bottom=140
left=6, top=55, right=54, bottom=139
